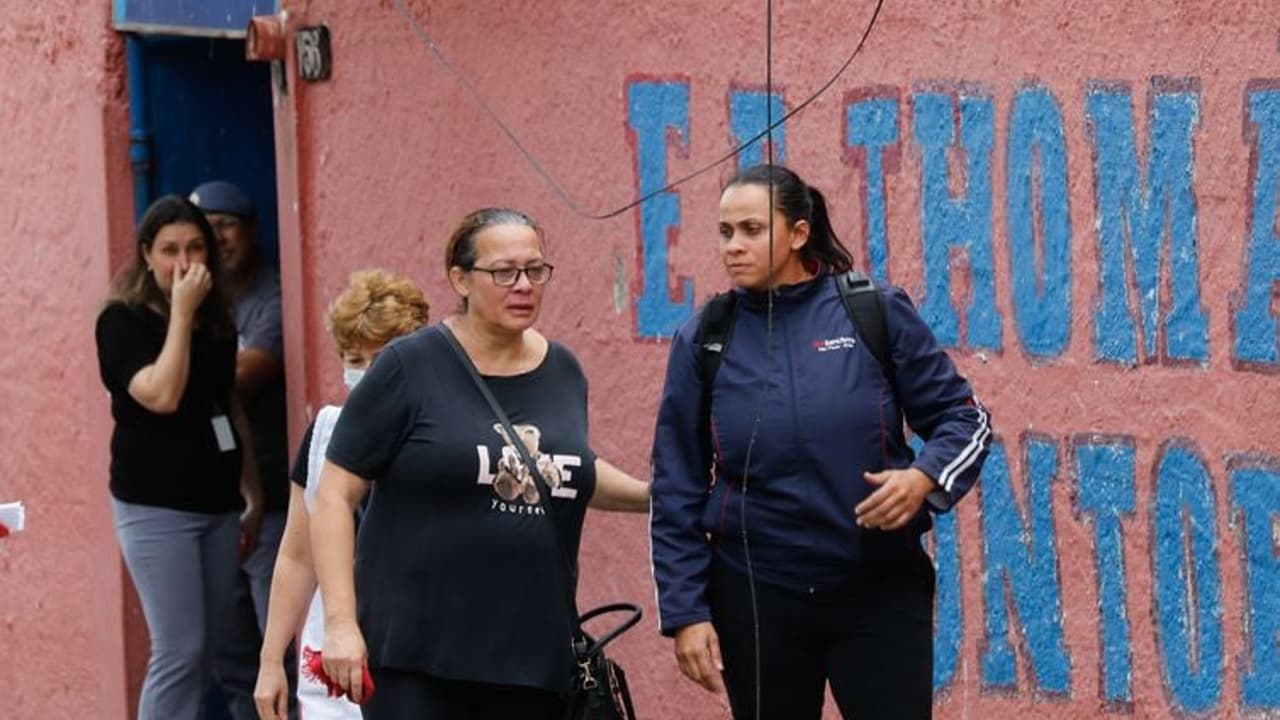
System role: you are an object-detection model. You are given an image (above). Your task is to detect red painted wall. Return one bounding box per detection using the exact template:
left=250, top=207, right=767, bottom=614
left=4, top=0, right=1279, bottom=718
left=0, top=1, right=136, bottom=717
left=271, top=2, right=1280, bottom=717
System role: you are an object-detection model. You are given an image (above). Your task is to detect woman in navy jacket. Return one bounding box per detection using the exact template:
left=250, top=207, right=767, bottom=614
left=649, top=165, right=992, bottom=719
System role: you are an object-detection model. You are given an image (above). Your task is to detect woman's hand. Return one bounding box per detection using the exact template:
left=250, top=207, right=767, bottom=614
left=673, top=621, right=724, bottom=693
left=322, top=618, right=369, bottom=703
left=239, top=502, right=263, bottom=560
left=855, top=468, right=935, bottom=530
left=253, top=660, right=290, bottom=720
left=170, top=262, right=211, bottom=320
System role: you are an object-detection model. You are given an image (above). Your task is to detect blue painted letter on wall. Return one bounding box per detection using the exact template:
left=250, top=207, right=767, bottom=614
left=730, top=90, right=786, bottom=170
left=1235, top=89, right=1280, bottom=366
left=846, top=95, right=899, bottom=282
left=1075, top=438, right=1136, bottom=703
left=913, top=91, right=1002, bottom=350
left=1230, top=460, right=1280, bottom=709
left=1085, top=83, right=1208, bottom=364
left=1152, top=442, right=1223, bottom=713
left=1007, top=86, right=1071, bottom=360
left=980, top=438, right=1071, bottom=693
left=628, top=80, right=694, bottom=338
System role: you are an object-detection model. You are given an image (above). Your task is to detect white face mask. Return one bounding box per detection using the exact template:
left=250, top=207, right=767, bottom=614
left=343, top=367, right=366, bottom=391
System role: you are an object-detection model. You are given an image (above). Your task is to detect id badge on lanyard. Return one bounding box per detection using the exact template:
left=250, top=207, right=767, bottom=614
left=211, top=402, right=237, bottom=452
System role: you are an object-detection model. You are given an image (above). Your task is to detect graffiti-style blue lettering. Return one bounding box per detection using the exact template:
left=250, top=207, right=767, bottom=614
left=912, top=436, right=962, bottom=693
left=913, top=91, right=1002, bottom=350
left=627, top=80, right=693, bottom=338
left=1235, top=90, right=1280, bottom=366
left=980, top=438, right=1071, bottom=693
left=846, top=96, right=899, bottom=282
left=1085, top=84, right=1208, bottom=364
left=933, top=501, right=961, bottom=693
left=1152, top=442, right=1222, bottom=713
left=730, top=90, right=786, bottom=170
left=1230, top=461, right=1280, bottom=709
left=1075, top=439, right=1136, bottom=703
left=1007, top=86, right=1071, bottom=360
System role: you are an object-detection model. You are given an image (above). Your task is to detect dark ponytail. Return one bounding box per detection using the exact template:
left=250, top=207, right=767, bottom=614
left=802, top=184, right=852, bottom=273
left=725, top=164, right=853, bottom=274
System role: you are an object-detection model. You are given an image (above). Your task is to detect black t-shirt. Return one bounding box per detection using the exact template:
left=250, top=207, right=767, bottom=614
left=292, top=414, right=368, bottom=525
left=289, top=419, right=315, bottom=488
left=244, top=372, right=289, bottom=511
left=95, top=302, right=244, bottom=513
left=325, top=325, right=598, bottom=693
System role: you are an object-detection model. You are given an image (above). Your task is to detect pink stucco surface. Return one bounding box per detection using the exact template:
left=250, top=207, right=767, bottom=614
left=0, top=0, right=136, bottom=717
left=3, top=0, right=1279, bottom=717
left=271, top=1, right=1279, bottom=718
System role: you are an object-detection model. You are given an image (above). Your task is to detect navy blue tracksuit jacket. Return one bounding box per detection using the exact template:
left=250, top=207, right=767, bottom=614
left=649, top=274, right=992, bottom=636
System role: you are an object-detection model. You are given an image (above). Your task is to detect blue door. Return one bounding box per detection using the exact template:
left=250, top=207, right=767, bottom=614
left=125, top=34, right=279, bottom=266
left=118, top=17, right=281, bottom=720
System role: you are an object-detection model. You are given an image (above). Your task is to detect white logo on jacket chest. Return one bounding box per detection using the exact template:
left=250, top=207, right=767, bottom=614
left=812, top=336, right=858, bottom=352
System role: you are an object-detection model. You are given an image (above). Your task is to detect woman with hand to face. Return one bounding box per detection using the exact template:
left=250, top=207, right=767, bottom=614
left=310, top=209, right=649, bottom=719
left=95, top=195, right=263, bottom=720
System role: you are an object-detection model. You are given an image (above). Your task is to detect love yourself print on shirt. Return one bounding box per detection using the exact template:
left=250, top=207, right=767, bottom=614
left=474, top=422, right=583, bottom=515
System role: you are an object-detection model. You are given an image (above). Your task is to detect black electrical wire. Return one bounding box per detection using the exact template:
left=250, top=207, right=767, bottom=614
left=388, top=6, right=887, bottom=717
left=737, top=0, right=775, bottom=713
left=389, top=0, right=884, bottom=221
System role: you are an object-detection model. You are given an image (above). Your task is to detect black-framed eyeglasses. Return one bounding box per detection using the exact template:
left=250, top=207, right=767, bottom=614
left=469, top=263, right=554, bottom=287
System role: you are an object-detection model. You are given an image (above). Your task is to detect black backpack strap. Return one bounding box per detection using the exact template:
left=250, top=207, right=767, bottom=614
left=836, top=270, right=895, bottom=388
left=694, top=292, right=739, bottom=456
left=697, top=292, right=738, bottom=388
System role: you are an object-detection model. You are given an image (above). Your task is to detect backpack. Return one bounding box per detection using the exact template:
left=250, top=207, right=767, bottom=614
left=694, top=270, right=898, bottom=441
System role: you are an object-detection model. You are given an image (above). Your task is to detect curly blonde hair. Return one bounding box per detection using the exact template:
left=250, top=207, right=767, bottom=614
left=326, top=269, right=430, bottom=354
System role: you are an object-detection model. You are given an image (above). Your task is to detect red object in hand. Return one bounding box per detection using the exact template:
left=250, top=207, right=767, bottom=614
left=301, top=646, right=376, bottom=704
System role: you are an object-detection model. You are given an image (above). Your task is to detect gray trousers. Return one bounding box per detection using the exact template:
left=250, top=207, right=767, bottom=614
left=113, top=499, right=240, bottom=720
left=213, top=510, right=299, bottom=720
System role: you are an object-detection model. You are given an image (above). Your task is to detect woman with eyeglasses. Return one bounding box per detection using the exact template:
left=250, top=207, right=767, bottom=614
left=308, top=208, right=651, bottom=719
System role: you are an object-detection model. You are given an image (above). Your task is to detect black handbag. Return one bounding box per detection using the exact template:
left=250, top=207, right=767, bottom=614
left=441, top=325, right=641, bottom=720
left=565, top=604, right=641, bottom=720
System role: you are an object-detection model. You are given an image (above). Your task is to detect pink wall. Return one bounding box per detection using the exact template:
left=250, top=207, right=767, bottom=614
left=273, top=1, right=1280, bottom=717
left=0, top=1, right=137, bottom=717
left=4, top=0, right=1278, bottom=717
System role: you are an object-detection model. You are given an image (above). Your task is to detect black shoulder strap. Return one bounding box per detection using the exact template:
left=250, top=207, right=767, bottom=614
left=437, top=325, right=581, bottom=631
left=835, top=270, right=895, bottom=386
left=696, top=292, right=739, bottom=388
left=695, top=292, right=738, bottom=449
left=440, top=324, right=643, bottom=665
